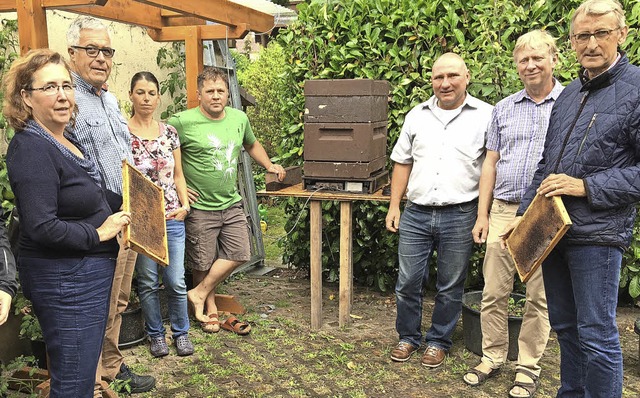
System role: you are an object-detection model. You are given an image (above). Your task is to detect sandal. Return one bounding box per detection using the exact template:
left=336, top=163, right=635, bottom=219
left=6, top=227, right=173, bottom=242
left=508, top=369, right=540, bottom=398
left=463, top=366, right=501, bottom=387
left=201, top=313, right=220, bottom=333
left=221, top=316, right=251, bottom=335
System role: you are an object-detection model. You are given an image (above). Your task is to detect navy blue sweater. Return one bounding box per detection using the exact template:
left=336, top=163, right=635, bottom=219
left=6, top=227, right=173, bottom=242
left=6, top=129, right=119, bottom=258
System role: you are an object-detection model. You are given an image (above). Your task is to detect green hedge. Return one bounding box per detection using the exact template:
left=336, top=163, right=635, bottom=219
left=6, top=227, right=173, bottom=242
left=275, top=0, right=640, bottom=297
left=0, top=19, right=18, bottom=215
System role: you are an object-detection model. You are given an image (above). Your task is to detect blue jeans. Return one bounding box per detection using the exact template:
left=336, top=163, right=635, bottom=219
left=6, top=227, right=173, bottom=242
left=19, top=256, right=115, bottom=398
left=542, top=242, right=623, bottom=398
left=136, top=219, right=189, bottom=338
left=395, top=200, right=477, bottom=350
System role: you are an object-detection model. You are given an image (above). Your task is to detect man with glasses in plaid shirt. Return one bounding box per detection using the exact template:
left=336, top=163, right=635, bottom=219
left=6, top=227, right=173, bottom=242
left=462, top=30, right=563, bottom=398
left=66, top=16, right=155, bottom=395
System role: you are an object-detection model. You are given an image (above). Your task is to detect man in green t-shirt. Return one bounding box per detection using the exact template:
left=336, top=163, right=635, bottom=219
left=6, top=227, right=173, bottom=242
left=168, top=66, right=285, bottom=333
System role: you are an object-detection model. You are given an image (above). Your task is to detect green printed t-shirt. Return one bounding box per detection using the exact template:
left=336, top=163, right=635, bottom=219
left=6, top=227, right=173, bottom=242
left=168, top=106, right=256, bottom=211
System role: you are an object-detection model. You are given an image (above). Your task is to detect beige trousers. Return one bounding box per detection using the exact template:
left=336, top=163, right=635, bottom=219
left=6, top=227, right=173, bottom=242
left=479, top=200, right=550, bottom=375
left=95, top=237, right=137, bottom=394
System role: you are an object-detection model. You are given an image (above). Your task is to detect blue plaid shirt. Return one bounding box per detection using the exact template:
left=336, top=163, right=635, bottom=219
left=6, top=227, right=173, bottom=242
left=487, top=80, right=564, bottom=202
left=69, top=72, right=131, bottom=195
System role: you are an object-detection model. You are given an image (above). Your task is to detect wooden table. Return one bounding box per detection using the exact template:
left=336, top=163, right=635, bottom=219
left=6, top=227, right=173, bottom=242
left=258, top=183, right=391, bottom=330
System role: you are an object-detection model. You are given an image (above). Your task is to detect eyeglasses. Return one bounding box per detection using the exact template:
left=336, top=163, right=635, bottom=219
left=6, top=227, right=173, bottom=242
left=71, top=45, right=116, bottom=58
left=25, top=83, right=76, bottom=96
left=572, top=28, right=620, bottom=44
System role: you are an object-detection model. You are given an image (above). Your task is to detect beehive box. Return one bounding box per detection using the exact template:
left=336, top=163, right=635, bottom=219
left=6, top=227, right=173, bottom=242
left=303, top=121, right=387, bottom=163
left=304, top=79, right=389, bottom=123
left=303, top=156, right=386, bottom=179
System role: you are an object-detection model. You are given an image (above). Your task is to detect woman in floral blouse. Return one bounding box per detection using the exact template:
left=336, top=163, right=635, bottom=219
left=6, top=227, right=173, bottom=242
left=128, top=71, right=193, bottom=357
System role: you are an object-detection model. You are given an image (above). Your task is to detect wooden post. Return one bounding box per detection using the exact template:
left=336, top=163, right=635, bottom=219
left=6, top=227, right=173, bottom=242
left=310, top=200, right=322, bottom=330
left=339, top=201, right=353, bottom=327
left=16, top=0, right=49, bottom=54
left=184, top=25, right=203, bottom=109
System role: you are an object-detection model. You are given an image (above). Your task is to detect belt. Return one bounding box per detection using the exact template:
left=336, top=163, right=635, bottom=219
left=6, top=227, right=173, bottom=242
left=412, top=198, right=478, bottom=210
left=495, top=199, right=520, bottom=205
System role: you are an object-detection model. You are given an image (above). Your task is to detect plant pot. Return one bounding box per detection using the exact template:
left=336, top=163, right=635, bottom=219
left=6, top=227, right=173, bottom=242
left=118, top=305, right=146, bottom=349
left=461, top=291, right=524, bottom=361
left=0, top=310, right=32, bottom=366
left=29, top=339, right=47, bottom=370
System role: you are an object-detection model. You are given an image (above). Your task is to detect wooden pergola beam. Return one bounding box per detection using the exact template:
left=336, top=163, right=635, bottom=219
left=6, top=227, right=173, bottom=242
left=158, top=10, right=207, bottom=27
left=0, top=0, right=15, bottom=12
left=42, top=0, right=108, bottom=6
left=160, top=10, right=183, bottom=17
left=147, top=23, right=249, bottom=42
left=162, top=16, right=207, bottom=27
left=159, top=9, right=205, bottom=25
left=58, top=0, right=165, bottom=29
left=184, top=26, right=203, bottom=110
left=133, top=0, right=274, bottom=32
left=17, top=0, right=49, bottom=54
left=2, top=0, right=109, bottom=10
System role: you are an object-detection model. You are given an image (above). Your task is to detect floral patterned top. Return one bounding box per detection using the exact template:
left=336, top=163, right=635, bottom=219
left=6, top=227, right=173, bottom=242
left=130, top=122, right=181, bottom=217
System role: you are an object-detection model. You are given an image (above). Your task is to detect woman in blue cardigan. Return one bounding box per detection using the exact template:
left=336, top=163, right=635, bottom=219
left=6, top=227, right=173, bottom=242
left=3, top=49, right=130, bottom=398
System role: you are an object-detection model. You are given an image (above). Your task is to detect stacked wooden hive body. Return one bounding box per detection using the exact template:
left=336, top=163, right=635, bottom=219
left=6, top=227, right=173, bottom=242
left=303, top=79, right=390, bottom=193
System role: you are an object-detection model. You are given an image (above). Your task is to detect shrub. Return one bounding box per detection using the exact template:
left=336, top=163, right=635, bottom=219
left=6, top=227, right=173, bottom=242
left=0, top=19, right=18, bottom=215
left=236, top=42, right=287, bottom=158
left=620, top=205, right=640, bottom=301
left=156, top=42, right=187, bottom=120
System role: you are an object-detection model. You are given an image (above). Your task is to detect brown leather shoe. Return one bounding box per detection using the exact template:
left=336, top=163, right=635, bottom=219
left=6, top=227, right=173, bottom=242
left=421, top=345, right=446, bottom=368
left=390, top=342, right=418, bottom=362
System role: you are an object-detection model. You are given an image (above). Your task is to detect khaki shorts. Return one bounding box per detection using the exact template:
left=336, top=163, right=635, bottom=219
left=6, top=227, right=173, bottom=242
left=185, top=202, right=251, bottom=271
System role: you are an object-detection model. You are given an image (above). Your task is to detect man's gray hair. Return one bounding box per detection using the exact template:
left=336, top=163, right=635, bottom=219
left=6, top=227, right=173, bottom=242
left=570, top=0, right=626, bottom=35
left=513, top=30, right=558, bottom=61
left=66, top=16, right=112, bottom=46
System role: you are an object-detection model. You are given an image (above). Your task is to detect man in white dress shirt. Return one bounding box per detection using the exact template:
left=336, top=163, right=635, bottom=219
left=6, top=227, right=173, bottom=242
left=386, top=53, right=493, bottom=368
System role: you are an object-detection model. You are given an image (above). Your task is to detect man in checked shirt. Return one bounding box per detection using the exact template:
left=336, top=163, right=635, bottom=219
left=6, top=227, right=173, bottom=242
left=66, top=16, right=155, bottom=395
left=462, top=30, right=564, bottom=398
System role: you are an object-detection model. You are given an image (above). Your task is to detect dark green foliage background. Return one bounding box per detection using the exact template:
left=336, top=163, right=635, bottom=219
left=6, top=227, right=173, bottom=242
left=275, top=0, right=640, bottom=295
left=0, top=19, right=18, bottom=215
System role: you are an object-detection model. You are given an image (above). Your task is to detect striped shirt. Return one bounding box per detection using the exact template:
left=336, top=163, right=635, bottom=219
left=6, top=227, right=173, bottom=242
left=69, top=72, right=132, bottom=195
left=487, top=80, right=564, bottom=202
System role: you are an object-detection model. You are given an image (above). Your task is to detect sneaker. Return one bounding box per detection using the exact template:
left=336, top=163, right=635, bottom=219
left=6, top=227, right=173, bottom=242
left=390, top=341, right=418, bottom=362
left=421, top=345, right=446, bottom=368
left=174, top=334, right=194, bottom=356
left=114, top=363, right=156, bottom=393
left=149, top=336, right=169, bottom=358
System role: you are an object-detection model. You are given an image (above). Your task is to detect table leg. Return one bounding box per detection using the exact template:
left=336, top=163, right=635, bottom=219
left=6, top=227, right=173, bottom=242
left=310, top=200, right=322, bottom=330
left=339, top=201, right=353, bottom=327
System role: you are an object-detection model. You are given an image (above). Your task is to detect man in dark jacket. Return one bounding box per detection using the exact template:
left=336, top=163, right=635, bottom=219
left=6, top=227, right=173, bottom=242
left=0, top=208, right=17, bottom=326
left=501, top=1, right=640, bottom=397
